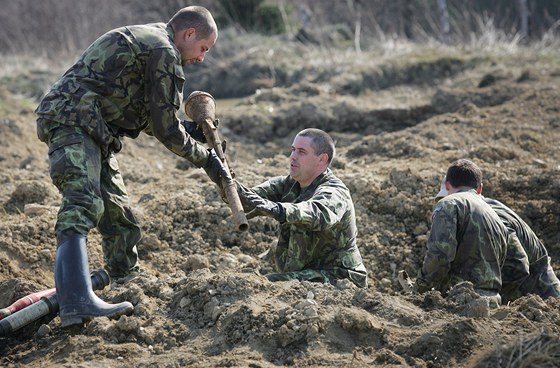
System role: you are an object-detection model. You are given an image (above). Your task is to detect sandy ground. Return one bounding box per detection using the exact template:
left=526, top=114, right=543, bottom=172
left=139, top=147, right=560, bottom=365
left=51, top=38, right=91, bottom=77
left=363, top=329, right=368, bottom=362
left=1, top=47, right=560, bottom=367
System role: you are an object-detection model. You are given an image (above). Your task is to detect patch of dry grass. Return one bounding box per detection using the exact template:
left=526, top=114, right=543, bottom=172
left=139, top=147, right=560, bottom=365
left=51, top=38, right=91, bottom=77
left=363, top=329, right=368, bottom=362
left=474, top=331, right=560, bottom=368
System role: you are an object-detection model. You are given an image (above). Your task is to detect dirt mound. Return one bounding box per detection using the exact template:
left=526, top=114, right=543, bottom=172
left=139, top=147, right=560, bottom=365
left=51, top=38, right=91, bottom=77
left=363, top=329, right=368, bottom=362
left=1, top=46, right=560, bottom=367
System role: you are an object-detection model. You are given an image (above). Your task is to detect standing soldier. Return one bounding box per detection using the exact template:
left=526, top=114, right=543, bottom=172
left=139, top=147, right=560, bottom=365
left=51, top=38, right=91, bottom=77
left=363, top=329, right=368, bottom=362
left=35, top=6, right=228, bottom=328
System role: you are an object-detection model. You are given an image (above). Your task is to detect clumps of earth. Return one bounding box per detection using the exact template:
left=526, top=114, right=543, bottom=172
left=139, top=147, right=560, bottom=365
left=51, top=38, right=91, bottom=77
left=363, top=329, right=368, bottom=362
left=1, top=46, right=560, bottom=367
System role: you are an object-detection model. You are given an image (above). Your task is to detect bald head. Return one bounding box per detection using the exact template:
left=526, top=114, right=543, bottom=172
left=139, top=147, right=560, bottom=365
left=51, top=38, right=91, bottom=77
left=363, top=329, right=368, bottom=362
left=169, top=6, right=217, bottom=40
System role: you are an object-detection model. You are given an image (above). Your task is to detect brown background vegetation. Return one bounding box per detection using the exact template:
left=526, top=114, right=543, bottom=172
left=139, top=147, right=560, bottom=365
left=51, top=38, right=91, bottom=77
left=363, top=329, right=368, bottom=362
left=1, top=1, right=560, bottom=367
left=1, top=0, right=559, bottom=58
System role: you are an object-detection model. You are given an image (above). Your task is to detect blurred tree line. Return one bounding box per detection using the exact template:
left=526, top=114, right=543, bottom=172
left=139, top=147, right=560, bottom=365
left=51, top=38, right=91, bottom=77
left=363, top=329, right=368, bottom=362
left=0, top=0, right=558, bottom=57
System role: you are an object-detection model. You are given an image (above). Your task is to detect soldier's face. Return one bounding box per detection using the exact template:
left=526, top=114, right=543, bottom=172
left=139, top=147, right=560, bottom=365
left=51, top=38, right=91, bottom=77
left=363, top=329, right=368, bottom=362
left=180, top=29, right=217, bottom=65
left=289, top=135, right=326, bottom=187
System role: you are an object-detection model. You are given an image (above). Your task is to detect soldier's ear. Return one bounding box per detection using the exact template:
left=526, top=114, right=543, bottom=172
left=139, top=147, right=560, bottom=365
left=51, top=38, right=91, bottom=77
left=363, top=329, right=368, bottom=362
left=184, top=28, right=196, bottom=41
left=476, top=183, right=483, bottom=195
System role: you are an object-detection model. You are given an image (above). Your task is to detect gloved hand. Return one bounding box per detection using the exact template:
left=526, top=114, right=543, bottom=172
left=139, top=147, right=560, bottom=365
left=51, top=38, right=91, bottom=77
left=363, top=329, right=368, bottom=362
left=181, top=120, right=207, bottom=143
left=237, top=184, right=285, bottom=222
left=232, top=181, right=255, bottom=210
left=203, top=149, right=229, bottom=190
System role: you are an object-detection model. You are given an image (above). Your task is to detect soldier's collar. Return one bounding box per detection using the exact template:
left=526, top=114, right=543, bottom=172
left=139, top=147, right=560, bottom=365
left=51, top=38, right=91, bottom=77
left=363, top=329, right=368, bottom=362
left=166, top=24, right=174, bottom=38
left=307, top=168, right=332, bottom=188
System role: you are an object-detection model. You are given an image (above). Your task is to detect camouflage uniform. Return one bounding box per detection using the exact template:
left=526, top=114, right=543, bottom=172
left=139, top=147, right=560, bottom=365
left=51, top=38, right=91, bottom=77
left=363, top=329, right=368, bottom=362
left=485, top=197, right=560, bottom=301
left=250, top=169, right=368, bottom=288
left=35, top=23, right=209, bottom=277
left=417, top=188, right=509, bottom=298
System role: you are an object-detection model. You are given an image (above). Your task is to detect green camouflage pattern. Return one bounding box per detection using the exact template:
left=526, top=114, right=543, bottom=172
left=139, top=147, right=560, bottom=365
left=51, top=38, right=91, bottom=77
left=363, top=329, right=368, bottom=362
left=46, top=125, right=140, bottom=277
left=35, top=23, right=208, bottom=167
left=416, top=188, right=508, bottom=296
left=265, top=269, right=352, bottom=284
left=499, top=232, right=530, bottom=303
left=485, top=197, right=560, bottom=300
left=34, top=22, right=213, bottom=278
left=250, top=169, right=368, bottom=288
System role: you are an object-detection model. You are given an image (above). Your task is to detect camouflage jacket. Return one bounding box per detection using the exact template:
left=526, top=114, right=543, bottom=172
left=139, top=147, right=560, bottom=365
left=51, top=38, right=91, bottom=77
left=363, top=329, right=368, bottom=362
left=484, top=197, right=550, bottom=300
left=483, top=197, right=548, bottom=265
left=252, top=169, right=368, bottom=287
left=35, top=23, right=208, bottom=166
left=417, top=188, right=508, bottom=295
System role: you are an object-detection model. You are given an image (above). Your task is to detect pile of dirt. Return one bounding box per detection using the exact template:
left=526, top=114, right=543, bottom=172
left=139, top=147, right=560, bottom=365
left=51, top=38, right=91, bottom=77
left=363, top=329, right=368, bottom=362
left=1, top=46, right=560, bottom=367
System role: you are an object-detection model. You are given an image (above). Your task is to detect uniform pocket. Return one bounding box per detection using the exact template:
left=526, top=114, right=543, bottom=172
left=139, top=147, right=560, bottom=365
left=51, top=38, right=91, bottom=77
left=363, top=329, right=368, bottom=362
left=47, top=126, right=84, bottom=154
left=49, top=142, right=85, bottom=190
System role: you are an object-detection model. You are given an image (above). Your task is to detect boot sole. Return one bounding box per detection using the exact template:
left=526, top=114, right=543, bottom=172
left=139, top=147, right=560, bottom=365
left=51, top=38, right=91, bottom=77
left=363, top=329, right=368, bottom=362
left=60, top=305, right=134, bottom=328
left=61, top=316, right=92, bottom=328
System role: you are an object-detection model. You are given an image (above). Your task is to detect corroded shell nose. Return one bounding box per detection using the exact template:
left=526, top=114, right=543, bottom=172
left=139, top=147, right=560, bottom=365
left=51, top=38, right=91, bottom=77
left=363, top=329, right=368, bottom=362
left=184, top=91, right=216, bottom=122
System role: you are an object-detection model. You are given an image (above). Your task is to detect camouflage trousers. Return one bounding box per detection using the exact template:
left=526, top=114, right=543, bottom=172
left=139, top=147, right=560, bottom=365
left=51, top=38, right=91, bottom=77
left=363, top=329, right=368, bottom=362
left=264, top=264, right=368, bottom=288
left=45, top=124, right=141, bottom=277
left=501, top=255, right=560, bottom=302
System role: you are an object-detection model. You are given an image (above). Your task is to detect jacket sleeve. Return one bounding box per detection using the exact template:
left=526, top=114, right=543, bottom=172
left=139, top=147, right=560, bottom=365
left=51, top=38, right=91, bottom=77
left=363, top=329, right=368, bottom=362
left=144, top=48, right=208, bottom=167
left=252, top=176, right=289, bottom=202
left=416, top=204, right=458, bottom=293
left=282, top=186, right=348, bottom=231
left=500, top=232, right=530, bottom=302
left=252, top=177, right=349, bottom=231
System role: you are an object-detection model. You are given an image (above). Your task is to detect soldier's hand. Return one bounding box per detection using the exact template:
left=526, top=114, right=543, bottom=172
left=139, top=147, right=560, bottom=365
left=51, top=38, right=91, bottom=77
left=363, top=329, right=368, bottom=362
left=229, top=181, right=252, bottom=210
left=237, top=186, right=285, bottom=222
left=203, top=149, right=229, bottom=189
